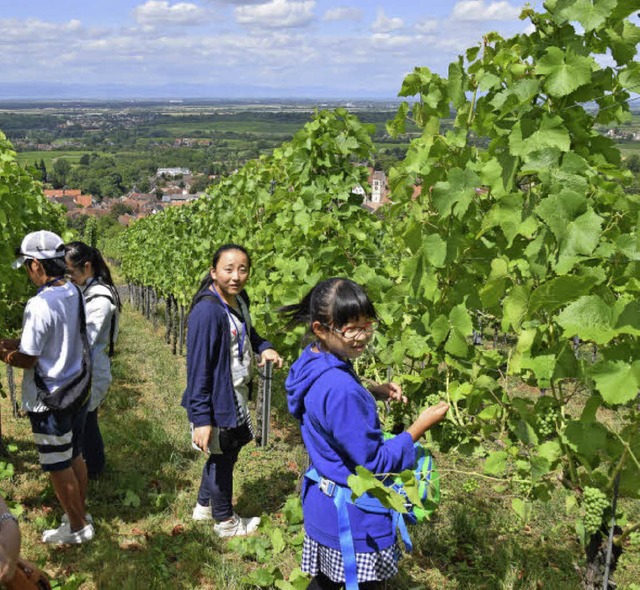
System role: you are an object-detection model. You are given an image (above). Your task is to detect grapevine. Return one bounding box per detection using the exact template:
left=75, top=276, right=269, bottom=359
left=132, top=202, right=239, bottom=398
left=0, top=131, right=66, bottom=332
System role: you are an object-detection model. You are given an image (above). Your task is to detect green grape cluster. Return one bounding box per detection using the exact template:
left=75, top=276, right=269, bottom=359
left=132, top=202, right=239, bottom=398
left=425, top=393, right=442, bottom=406
left=382, top=413, right=396, bottom=432
left=462, top=479, right=478, bottom=493
left=535, top=396, right=562, bottom=440
left=537, top=412, right=557, bottom=438
left=515, top=480, right=533, bottom=497
left=583, top=487, right=609, bottom=534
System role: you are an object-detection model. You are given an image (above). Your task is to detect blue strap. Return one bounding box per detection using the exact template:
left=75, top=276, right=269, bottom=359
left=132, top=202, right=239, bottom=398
left=333, top=487, right=359, bottom=590
left=393, top=511, right=412, bottom=552
left=306, top=468, right=413, bottom=589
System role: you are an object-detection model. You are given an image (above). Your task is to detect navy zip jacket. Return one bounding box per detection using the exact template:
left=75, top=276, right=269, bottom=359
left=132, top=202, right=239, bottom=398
left=286, top=344, right=416, bottom=552
left=181, top=289, right=274, bottom=428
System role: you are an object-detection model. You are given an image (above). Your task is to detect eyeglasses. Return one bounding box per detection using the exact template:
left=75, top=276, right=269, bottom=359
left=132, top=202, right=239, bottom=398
left=322, top=321, right=379, bottom=340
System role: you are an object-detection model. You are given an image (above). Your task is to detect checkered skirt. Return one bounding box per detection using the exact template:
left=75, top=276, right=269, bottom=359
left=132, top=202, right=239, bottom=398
left=301, top=534, right=400, bottom=583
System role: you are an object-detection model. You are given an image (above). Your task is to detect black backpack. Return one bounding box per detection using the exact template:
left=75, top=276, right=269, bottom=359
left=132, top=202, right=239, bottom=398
left=34, top=285, right=92, bottom=412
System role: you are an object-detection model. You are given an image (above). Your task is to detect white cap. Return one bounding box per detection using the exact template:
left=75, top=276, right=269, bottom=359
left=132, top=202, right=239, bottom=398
left=12, top=230, right=65, bottom=269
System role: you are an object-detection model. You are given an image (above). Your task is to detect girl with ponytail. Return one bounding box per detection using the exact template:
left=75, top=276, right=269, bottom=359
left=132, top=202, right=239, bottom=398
left=65, top=241, right=120, bottom=480
left=282, top=278, right=448, bottom=589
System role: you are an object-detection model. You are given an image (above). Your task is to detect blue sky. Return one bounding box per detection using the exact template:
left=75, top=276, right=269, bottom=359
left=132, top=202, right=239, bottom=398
left=0, top=0, right=545, bottom=100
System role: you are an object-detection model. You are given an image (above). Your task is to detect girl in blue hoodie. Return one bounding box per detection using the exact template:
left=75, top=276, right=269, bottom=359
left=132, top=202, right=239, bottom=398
left=281, top=278, right=449, bottom=590
left=182, top=244, right=282, bottom=537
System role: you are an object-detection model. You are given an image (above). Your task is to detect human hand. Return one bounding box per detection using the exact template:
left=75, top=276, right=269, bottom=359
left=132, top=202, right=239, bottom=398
left=0, top=339, right=19, bottom=352
left=418, top=401, right=449, bottom=430
left=369, top=382, right=408, bottom=404
left=0, top=340, right=19, bottom=363
left=407, top=401, right=450, bottom=442
left=259, top=349, right=283, bottom=369
left=192, top=425, right=212, bottom=452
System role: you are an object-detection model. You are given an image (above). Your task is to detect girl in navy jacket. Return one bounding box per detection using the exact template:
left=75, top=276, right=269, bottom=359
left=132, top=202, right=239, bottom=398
left=182, top=244, right=282, bottom=537
left=281, top=278, right=448, bottom=589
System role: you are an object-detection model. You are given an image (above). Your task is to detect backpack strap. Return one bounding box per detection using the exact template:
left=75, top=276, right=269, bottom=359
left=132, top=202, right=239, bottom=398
left=236, top=293, right=252, bottom=337
left=85, top=291, right=118, bottom=358
left=305, top=467, right=412, bottom=590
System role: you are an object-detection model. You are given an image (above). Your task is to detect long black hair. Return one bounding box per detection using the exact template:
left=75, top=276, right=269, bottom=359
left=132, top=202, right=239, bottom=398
left=65, top=241, right=121, bottom=310
left=188, top=244, right=252, bottom=314
left=279, top=278, right=377, bottom=332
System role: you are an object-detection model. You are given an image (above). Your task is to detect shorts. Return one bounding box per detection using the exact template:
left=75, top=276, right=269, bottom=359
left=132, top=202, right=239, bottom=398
left=28, top=402, right=88, bottom=472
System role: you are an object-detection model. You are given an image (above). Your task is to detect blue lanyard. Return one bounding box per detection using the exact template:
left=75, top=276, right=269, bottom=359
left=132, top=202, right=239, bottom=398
left=37, top=276, right=65, bottom=294
left=82, top=276, right=97, bottom=294
left=210, top=287, right=246, bottom=361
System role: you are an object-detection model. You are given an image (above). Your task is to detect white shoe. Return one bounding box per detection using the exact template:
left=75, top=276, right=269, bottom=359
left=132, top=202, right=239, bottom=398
left=42, top=523, right=95, bottom=544
left=214, top=513, right=260, bottom=538
left=192, top=503, right=213, bottom=521
left=61, top=512, right=93, bottom=526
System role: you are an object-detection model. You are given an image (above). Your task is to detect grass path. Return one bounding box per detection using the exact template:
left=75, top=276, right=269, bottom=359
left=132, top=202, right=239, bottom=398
left=1, top=302, right=639, bottom=589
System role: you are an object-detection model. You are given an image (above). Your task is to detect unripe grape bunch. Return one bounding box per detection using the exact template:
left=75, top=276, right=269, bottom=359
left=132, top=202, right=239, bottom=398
left=537, top=412, right=557, bottom=438
left=582, top=486, right=609, bottom=535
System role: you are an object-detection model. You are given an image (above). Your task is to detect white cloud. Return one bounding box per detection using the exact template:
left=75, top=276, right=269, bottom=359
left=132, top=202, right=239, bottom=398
left=371, top=9, right=403, bottom=34
left=214, top=0, right=270, bottom=4
left=415, top=18, right=438, bottom=35
left=0, top=18, right=86, bottom=42
left=451, top=1, right=521, bottom=22
left=134, top=1, right=208, bottom=27
left=370, top=33, right=414, bottom=50
left=323, top=7, right=362, bottom=22
left=235, top=0, right=315, bottom=29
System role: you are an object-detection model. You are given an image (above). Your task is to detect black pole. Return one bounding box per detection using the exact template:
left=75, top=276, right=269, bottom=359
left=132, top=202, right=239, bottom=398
left=260, top=360, right=274, bottom=447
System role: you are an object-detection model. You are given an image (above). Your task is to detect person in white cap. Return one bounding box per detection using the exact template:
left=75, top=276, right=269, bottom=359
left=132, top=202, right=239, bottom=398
left=0, top=230, right=94, bottom=544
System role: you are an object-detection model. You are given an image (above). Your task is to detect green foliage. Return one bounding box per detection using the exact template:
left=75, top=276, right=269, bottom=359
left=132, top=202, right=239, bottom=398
left=382, top=1, right=640, bottom=547
left=227, top=496, right=308, bottom=588
left=0, top=131, right=67, bottom=331
left=83, top=215, right=98, bottom=248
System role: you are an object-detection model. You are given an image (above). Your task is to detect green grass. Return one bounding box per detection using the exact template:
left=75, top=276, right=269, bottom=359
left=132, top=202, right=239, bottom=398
left=1, top=303, right=638, bottom=589
left=14, top=151, right=106, bottom=167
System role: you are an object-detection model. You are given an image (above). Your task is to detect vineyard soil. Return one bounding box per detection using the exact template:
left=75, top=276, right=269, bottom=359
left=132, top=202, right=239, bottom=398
left=0, top=301, right=638, bottom=589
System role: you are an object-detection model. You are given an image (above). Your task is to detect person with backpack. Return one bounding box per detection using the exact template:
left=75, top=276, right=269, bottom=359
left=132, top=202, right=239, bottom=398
left=65, top=241, right=120, bottom=480
left=181, top=244, right=282, bottom=537
left=280, top=278, right=449, bottom=589
left=0, top=231, right=93, bottom=544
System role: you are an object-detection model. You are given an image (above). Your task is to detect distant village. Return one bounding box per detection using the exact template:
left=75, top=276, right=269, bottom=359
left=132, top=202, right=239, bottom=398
left=44, top=166, right=398, bottom=225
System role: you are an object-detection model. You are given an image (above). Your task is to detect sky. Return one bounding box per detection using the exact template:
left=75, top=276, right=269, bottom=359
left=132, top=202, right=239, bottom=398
left=0, top=0, right=547, bottom=100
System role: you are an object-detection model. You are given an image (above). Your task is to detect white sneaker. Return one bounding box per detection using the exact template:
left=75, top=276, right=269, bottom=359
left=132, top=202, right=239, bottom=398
left=214, top=513, right=260, bottom=538
left=192, top=503, right=213, bottom=521
left=42, top=523, right=95, bottom=544
left=61, top=513, right=93, bottom=526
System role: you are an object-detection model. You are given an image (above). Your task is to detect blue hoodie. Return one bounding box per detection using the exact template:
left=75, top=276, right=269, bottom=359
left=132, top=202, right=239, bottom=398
left=286, top=344, right=416, bottom=553
left=181, top=290, right=273, bottom=428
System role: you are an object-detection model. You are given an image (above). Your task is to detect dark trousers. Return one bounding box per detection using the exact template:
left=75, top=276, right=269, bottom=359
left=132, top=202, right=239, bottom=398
left=197, top=447, right=240, bottom=521
left=83, top=408, right=105, bottom=479
left=307, top=573, right=385, bottom=589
